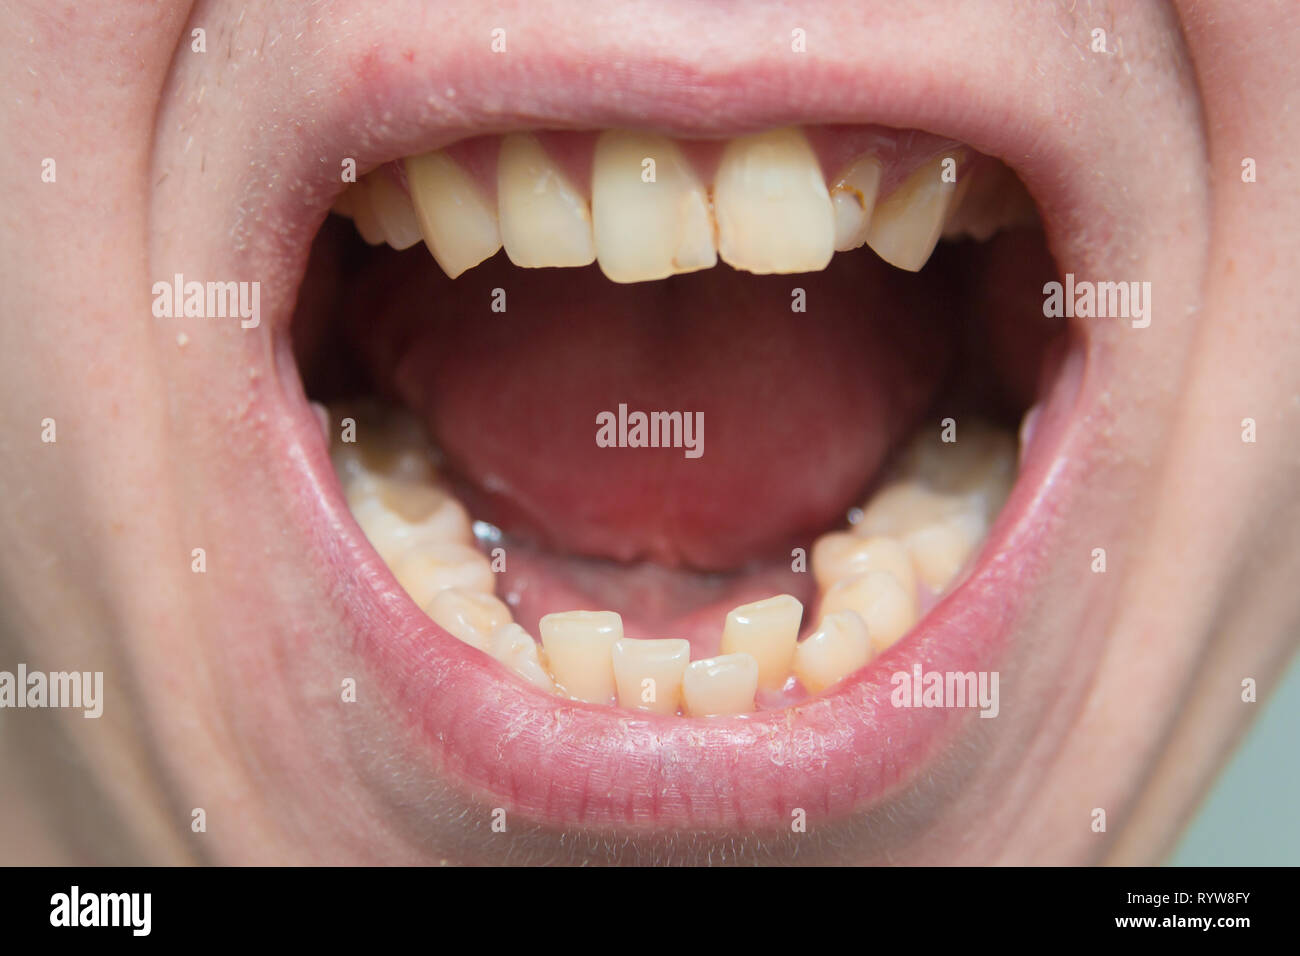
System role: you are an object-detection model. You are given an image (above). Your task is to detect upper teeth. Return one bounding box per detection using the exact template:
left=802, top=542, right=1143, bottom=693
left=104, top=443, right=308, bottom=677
left=335, top=127, right=1033, bottom=283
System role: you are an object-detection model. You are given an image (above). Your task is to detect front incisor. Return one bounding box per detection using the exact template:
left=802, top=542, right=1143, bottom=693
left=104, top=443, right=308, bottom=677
left=714, top=127, right=835, bottom=275
left=539, top=610, right=624, bottom=703
left=592, top=131, right=717, bottom=283
left=611, top=638, right=691, bottom=714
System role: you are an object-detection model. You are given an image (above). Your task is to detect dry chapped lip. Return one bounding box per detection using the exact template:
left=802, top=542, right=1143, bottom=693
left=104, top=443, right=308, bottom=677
left=283, top=113, right=1080, bottom=832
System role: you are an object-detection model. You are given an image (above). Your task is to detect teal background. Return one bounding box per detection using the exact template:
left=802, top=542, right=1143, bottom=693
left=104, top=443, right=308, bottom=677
left=1167, top=651, right=1300, bottom=865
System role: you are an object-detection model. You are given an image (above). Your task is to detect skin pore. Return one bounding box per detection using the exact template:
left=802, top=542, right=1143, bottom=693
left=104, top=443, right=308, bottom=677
left=0, top=1, right=1297, bottom=864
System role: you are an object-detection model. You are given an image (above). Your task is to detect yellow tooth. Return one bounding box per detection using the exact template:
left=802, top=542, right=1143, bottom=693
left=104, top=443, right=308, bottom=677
left=902, top=512, right=987, bottom=594
left=682, top=654, right=759, bottom=717
left=350, top=180, right=388, bottom=246
left=390, top=543, right=494, bottom=609
left=538, top=610, right=622, bottom=703
left=793, top=611, right=872, bottom=694
left=367, top=173, right=424, bottom=250
left=591, top=131, right=716, bottom=283
left=894, top=422, right=1017, bottom=521
left=830, top=155, right=882, bottom=251
left=811, top=532, right=916, bottom=596
left=852, top=481, right=970, bottom=539
left=487, top=623, right=556, bottom=693
left=347, top=476, right=473, bottom=560
left=866, top=153, right=962, bottom=271
left=819, top=570, right=916, bottom=655
left=404, top=151, right=502, bottom=279
left=719, top=594, right=803, bottom=690
left=714, top=127, right=834, bottom=274
left=497, top=133, right=596, bottom=268
left=327, top=401, right=438, bottom=487
left=611, top=638, right=691, bottom=714
left=425, top=588, right=512, bottom=650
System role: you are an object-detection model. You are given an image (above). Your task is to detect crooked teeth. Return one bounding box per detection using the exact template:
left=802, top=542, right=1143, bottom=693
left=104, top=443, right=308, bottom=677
left=683, top=653, right=759, bottom=717
left=367, top=173, right=424, bottom=250
left=611, top=638, right=691, bottom=714
left=830, top=156, right=883, bottom=252
left=592, top=131, right=717, bottom=283
left=539, top=610, right=623, bottom=703
left=719, top=594, right=803, bottom=690
left=331, top=401, right=1020, bottom=715
left=425, top=587, right=512, bottom=650
left=498, top=133, right=596, bottom=268
left=405, top=151, right=502, bottom=278
left=866, top=154, right=962, bottom=271
left=793, top=611, right=872, bottom=694
left=820, top=570, right=917, bottom=655
left=487, top=623, right=556, bottom=692
left=714, top=128, right=835, bottom=274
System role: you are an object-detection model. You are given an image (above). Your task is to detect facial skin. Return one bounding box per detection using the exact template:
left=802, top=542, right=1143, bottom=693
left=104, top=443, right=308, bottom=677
left=0, top=0, right=1297, bottom=865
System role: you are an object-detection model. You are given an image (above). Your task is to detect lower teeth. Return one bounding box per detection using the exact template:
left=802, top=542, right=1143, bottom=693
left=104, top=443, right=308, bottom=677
left=327, top=401, right=1017, bottom=717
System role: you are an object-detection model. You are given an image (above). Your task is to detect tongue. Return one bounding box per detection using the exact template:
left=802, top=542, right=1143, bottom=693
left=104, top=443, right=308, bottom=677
left=350, top=246, right=953, bottom=570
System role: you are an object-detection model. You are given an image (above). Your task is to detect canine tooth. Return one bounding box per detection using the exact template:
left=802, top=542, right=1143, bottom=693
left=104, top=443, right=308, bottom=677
left=611, top=638, right=691, bottom=714
left=812, top=532, right=916, bottom=596
left=820, top=570, right=916, bottom=655
left=591, top=131, right=716, bottom=283
left=367, top=173, right=423, bottom=250
left=903, top=512, right=986, bottom=594
left=793, top=611, right=872, bottom=693
left=487, top=623, right=556, bottom=693
left=866, top=154, right=961, bottom=271
left=830, top=155, right=882, bottom=251
left=719, top=594, right=802, bottom=690
left=714, top=127, right=834, bottom=274
left=390, top=543, right=494, bottom=608
left=498, top=133, right=596, bottom=268
left=405, top=151, right=502, bottom=279
left=347, top=476, right=473, bottom=556
left=350, top=180, right=388, bottom=246
left=538, top=610, right=622, bottom=703
left=425, top=588, right=512, bottom=650
left=682, top=654, right=759, bottom=717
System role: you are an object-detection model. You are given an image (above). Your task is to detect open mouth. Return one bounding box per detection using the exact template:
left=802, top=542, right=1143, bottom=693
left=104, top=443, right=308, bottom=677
left=173, top=5, right=1187, bottom=859
left=283, top=119, right=1079, bottom=821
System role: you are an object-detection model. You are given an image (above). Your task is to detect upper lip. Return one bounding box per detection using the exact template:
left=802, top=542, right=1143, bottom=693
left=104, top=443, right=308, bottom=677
left=237, top=4, right=1123, bottom=841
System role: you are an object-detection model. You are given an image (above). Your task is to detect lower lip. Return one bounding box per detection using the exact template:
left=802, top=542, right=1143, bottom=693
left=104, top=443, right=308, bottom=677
left=275, top=325, right=1088, bottom=832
